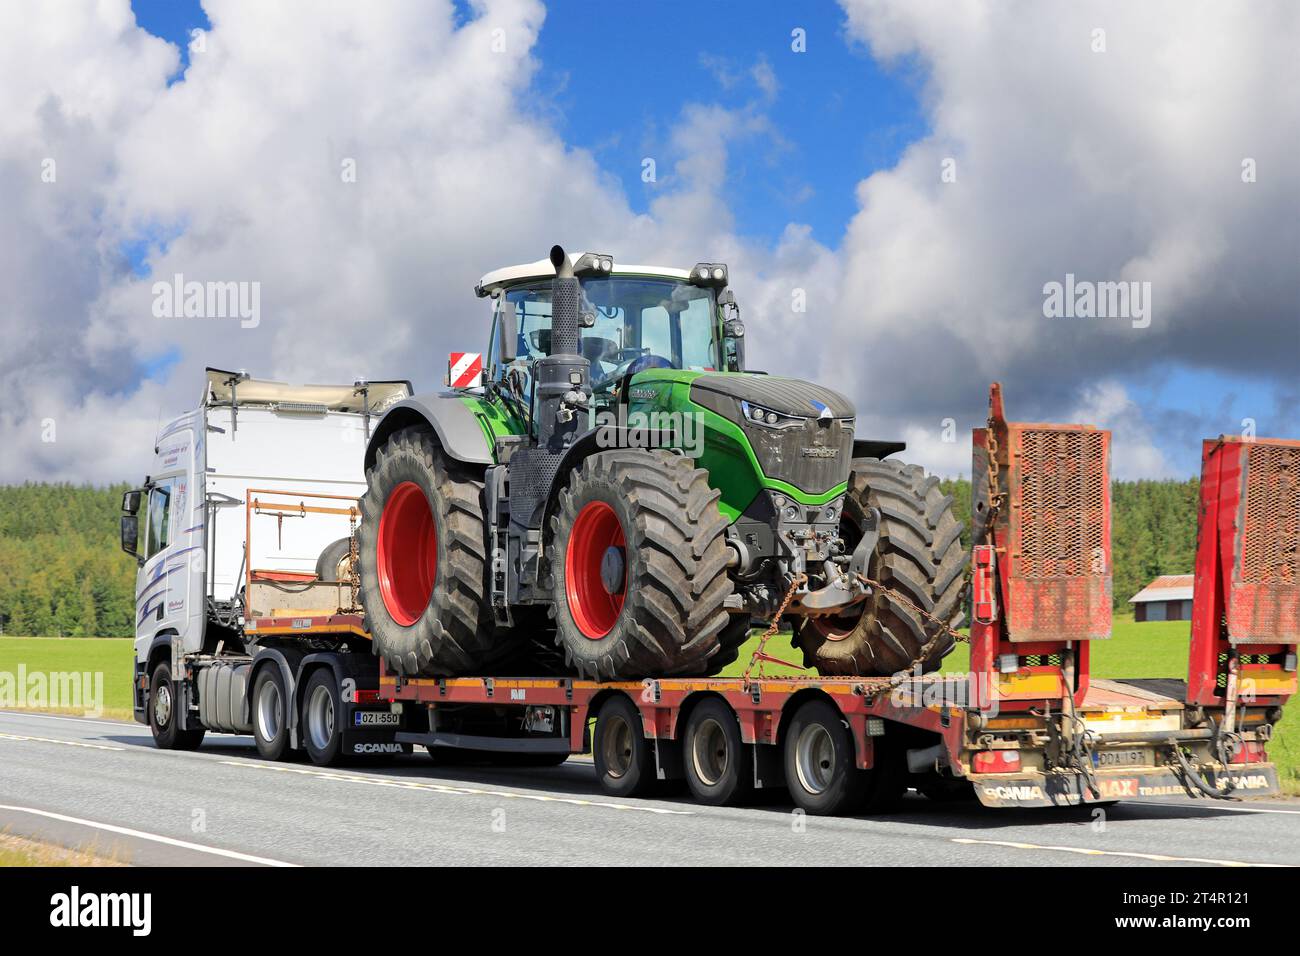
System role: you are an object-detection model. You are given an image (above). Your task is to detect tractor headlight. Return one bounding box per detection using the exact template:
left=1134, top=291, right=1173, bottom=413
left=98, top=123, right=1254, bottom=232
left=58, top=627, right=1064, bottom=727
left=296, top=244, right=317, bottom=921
left=741, top=401, right=805, bottom=430
left=690, top=262, right=728, bottom=288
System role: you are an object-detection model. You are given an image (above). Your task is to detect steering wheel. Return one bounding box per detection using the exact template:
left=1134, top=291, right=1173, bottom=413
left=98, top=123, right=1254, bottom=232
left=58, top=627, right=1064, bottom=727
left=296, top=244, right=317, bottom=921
left=591, top=351, right=673, bottom=393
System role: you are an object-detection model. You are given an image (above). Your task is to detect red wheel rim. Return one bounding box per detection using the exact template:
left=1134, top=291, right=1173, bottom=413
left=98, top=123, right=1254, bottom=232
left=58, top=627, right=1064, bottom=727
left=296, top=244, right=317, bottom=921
left=376, top=481, right=437, bottom=627
left=565, top=501, right=626, bottom=639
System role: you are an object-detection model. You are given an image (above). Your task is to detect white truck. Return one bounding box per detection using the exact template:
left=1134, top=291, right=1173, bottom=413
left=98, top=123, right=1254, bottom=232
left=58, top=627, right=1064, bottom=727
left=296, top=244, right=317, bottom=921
left=121, top=368, right=413, bottom=762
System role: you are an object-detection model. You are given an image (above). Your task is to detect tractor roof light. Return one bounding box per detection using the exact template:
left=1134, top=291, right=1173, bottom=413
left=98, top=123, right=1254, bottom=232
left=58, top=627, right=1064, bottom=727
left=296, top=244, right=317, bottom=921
left=691, top=262, right=728, bottom=288
left=573, top=252, right=615, bottom=277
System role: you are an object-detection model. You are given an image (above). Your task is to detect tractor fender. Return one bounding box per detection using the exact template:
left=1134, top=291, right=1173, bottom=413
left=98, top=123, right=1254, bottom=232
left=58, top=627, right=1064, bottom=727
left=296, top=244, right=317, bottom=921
left=364, top=393, right=493, bottom=471
left=853, top=439, right=906, bottom=461
left=540, top=424, right=680, bottom=530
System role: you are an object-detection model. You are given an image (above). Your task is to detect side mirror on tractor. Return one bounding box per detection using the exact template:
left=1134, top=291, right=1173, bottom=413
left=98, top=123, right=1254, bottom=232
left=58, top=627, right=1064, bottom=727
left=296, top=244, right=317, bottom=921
left=498, top=299, right=517, bottom=364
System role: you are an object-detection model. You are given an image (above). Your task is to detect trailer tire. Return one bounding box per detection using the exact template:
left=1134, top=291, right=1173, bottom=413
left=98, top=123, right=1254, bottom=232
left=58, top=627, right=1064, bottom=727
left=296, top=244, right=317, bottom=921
left=682, top=698, right=752, bottom=806
left=359, top=426, right=504, bottom=677
left=301, top=668, right=344, bottom=766
left=794, top=458, right=966, bottom=676
left=593, top=695, right=655, bottom=798
left=783, top=699, right=867, bottom=816
left=148, top=662, right=205, bottom=751
left=550, top=449, right=733, bottom=680
left=252, top=667, right=293, bottom=761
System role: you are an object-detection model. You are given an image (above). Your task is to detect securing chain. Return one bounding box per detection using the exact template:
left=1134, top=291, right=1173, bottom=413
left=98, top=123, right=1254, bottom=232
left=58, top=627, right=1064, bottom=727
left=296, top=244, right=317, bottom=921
left=742, top=572, right=807, bottom=681
left=346, top=506, right=361, bottom=612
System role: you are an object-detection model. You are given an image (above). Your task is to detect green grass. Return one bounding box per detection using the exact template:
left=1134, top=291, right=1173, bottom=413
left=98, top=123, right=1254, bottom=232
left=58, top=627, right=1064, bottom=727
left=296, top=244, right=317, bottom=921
left=0, top=636, right=134, bottom=719
left=722, top=615, right=1300, bottom=795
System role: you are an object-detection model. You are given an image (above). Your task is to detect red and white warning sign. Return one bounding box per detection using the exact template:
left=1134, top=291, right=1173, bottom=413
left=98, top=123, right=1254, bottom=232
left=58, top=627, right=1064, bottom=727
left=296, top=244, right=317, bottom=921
left=447, top=352, right=483, bottom=388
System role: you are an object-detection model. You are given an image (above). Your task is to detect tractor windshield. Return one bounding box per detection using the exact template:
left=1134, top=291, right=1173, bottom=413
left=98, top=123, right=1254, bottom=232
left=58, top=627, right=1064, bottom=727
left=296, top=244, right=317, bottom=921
left=491, top=277, right=719, bottom=395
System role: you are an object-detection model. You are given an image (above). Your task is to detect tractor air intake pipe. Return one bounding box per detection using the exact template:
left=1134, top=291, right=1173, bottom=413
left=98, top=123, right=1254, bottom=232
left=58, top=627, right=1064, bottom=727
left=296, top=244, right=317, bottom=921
left=533, top=245, right=590, bottom=451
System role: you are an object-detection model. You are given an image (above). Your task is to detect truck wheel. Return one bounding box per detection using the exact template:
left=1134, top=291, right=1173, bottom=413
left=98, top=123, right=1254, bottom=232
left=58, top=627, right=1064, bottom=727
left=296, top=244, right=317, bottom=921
left=359, top=426, right=502, bottom=676
left=315, top=537, right=352, bottom=582
left=252, top=667, right=292, bottom=761
left=301, top=668, right=343, bottom=766
left=783, top=699, right=867, bottom=816
left=794, top=458, right=965, bottom=676
left=682, top=698, right=752, bottom=806
left=549, top=449, right=733, bottom=680
left=593, top=694, right=655, bottom=798
left=148, top=661, right=205, bottom=750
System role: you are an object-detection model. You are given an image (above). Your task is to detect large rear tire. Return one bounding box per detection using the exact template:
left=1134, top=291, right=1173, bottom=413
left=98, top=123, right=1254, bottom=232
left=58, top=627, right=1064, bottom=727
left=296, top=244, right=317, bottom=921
left=549, top=449, right=733, bottom=680
left=794, top=458, right=965, bottom=676
left=358, top=426, right=503, bottom=677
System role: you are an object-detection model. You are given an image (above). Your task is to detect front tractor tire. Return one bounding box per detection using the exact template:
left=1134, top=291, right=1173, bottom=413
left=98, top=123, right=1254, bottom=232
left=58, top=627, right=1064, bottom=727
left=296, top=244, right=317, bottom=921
left=794, top=458, right=966, bottom=676
left=358, top=426, right=502, bottom=677
left=549, top=449, right=734, bottom=680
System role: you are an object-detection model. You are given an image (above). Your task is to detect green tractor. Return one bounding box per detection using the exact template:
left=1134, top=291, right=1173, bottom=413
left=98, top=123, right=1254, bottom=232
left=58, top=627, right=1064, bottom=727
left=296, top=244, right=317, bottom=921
left=358, top=247, right=964, bottom=680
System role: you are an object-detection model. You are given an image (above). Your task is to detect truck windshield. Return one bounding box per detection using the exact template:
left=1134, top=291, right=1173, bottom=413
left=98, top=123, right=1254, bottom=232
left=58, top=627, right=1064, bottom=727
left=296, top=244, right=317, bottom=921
left=493, top=277, right=718, bottom=393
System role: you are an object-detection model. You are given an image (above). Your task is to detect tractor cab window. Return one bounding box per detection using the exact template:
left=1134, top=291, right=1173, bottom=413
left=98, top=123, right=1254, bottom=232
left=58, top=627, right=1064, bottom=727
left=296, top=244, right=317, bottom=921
left=490, top=277, right=719, bottom=400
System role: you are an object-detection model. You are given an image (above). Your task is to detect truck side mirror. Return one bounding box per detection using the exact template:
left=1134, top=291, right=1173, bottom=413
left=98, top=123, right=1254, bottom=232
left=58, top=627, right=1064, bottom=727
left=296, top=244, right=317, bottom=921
left=122, top=489, right=142, bottom=515
left=498, top=300, right=517, bottom=364
left=120, top=514, right=140, bottom=560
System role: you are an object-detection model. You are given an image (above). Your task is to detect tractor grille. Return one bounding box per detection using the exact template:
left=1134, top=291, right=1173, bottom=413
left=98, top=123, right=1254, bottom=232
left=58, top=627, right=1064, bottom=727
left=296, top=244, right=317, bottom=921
left=1240, top=443, right=1300, bottom=585
left=1016, top=429, right=1108, bottom=578
left=737, top=416, right=854, bottom=496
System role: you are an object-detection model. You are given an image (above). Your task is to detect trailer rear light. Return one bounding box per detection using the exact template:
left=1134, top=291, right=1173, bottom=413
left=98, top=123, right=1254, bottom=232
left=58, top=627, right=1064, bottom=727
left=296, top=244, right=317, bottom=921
left=972, top=750, right=1021, bottom=773
left=1229, top=741, right=1267, bottom=765
left=865, top=718, right=885, bottom=737
left=998, top=653, right=1020, bottom=674
left=1285, top=652, right=1297, bottom=672
left=354, top=688, right=381, bottom=704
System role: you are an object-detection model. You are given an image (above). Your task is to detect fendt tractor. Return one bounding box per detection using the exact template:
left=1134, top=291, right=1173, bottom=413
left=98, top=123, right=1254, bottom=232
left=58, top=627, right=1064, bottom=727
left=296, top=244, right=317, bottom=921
left=359, top=246, right=964, bottom=682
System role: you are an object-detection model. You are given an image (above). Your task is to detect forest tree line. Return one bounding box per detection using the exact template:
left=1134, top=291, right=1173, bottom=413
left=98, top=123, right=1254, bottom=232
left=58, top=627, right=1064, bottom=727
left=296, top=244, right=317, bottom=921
left=0, top=478, right=1200, bottom=637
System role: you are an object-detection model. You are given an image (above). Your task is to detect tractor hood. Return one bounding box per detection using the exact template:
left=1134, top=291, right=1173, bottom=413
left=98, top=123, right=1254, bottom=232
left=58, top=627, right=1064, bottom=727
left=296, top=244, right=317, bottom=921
left=685, top=373, right=856, bottom=497
left=688, top=373, right=855, bottom=420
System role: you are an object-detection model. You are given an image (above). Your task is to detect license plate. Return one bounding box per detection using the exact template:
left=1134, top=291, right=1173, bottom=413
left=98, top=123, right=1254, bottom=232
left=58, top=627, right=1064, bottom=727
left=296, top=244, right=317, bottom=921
left=354, top=711, right=399, bottom=727
left=1093, top=748, right=1149, bottom=768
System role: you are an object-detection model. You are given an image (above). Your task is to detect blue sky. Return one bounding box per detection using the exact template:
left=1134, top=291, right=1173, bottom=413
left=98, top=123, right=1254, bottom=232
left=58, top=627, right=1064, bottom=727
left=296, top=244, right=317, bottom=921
left=120, top=0, right=1294, bottom=479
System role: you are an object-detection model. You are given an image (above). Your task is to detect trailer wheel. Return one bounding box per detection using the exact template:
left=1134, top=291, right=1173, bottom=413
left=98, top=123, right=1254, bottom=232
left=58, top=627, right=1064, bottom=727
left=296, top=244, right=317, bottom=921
left=682, top=698, right=752, bottom=806
left=252, top=667, right=292, bottom=761
left=794, top=458, right=966, bottom=676
left=593, top=695, right=655, bottom=798
left=148, top=662, right=205, bottom=751
left=783, top=699, right=867, bottom=816
left=301, top=669, right=343, bottom=766
left=549, top=449, right=733, bottom=680
left=359, top=426, right=504, bottom=677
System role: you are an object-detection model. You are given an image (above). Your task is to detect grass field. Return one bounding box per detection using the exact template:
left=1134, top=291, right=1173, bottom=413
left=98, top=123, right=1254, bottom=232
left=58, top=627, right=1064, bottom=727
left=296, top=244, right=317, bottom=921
left=3, top=625, right=1296, bottom=793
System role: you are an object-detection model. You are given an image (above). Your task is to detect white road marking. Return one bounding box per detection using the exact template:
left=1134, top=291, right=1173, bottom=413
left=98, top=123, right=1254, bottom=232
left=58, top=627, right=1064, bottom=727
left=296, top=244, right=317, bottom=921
left=1138, top=801, right=1300, bottom=816
left=952, top=837, right=1290, bottom=867
left=0, top=709, right=132, bottom=728
left=221, top=760, right=693, bottom=815
left=0, top=804, right=298, bottom=867
left=0, top=731, right=124, bottom=751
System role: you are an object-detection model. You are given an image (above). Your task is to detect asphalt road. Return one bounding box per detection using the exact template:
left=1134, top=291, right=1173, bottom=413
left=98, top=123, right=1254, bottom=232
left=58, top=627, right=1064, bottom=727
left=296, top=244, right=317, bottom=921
left=1, top=709, right=1297, bottom=867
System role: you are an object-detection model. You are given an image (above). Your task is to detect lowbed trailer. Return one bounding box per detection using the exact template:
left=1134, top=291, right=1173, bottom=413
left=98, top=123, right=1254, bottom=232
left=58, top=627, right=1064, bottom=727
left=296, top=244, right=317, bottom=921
left=132, top=379, right=1297, bottom=817
left=369, top=388, right=1295, bottom=815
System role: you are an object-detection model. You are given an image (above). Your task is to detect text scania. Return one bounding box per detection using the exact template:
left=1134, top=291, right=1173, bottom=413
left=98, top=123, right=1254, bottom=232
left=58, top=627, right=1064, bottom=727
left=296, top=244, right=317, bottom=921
left=50, top=886, right=151, bottom=936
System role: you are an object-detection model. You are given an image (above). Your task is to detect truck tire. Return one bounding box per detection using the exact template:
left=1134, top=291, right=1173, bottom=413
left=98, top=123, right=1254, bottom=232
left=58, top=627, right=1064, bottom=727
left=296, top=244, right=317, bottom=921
left=681, top=697, right=752, bottom=806
left=549, top=449, right=733, bottom=680
left=301, top=668, right=343, bottom=766
left=148, top=661, right=205, bottom=751
left=358, top=426, right=502, bottom=676
left=593, top=694, right=655, bottom=797
left=252, top=666, right=293, bottom=761
left=794, top=458, right=965, bottom=676
left=783, top=698, right=867, bottom=816
left=315, top=537, right=352, bottom=582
